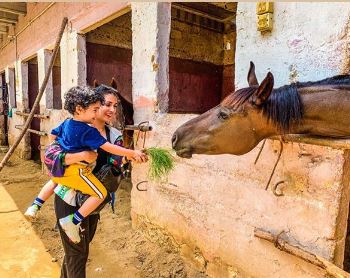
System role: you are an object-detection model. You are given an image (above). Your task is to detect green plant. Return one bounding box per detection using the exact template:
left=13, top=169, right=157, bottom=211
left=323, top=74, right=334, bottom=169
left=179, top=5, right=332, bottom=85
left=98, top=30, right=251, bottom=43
left=145, top=147, right=175, bottom=181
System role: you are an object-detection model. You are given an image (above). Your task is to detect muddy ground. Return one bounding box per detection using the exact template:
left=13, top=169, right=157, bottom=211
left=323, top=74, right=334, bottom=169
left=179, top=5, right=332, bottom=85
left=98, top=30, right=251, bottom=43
left=0, top=153, right=208, bottom=278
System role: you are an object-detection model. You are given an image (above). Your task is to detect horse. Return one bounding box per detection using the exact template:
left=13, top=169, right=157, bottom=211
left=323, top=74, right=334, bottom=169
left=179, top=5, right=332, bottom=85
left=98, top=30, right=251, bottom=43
left=172, top=62, right=350, bottom=158
left=93, top=78, right=135, bottom=149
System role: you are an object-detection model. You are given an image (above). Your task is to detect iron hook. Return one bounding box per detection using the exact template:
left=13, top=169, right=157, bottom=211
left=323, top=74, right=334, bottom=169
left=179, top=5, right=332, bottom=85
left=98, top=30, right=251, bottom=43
left=136, top=180, right=148, bottom=191
left=272, top=180, right=285, bottom=197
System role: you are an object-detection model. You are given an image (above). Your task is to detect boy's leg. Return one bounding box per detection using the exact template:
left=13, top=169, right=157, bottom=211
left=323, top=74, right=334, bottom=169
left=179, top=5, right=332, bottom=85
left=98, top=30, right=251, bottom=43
left=25, top=180, right=57, bottom=218
left=52, top=164, right=107, bottom=199
left=54, top=195, right=99, bottom=278
left=38, top=180, right=57, bottom=200
left=53, top=164, right=107, bottom=243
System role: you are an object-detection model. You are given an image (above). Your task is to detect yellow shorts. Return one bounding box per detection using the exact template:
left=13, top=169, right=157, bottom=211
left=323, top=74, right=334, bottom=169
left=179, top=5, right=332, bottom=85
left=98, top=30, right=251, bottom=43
left=52, top=164, right=107, bottom=199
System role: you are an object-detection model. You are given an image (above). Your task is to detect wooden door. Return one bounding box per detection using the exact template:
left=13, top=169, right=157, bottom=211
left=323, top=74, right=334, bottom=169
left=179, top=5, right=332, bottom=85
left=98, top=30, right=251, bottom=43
left=0, top=73, right=8, bottom=145
left=28, top=62, right=40, bottom=160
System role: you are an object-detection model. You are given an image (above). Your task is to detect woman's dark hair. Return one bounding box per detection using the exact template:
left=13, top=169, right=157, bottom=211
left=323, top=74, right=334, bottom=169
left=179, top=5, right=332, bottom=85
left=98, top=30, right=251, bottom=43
left=94, top=84, right=119, bottom=100
left=64, top=86, right=105, bottom=114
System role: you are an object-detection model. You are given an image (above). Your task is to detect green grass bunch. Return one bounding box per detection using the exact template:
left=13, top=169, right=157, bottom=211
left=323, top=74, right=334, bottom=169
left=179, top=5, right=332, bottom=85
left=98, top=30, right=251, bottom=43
left=145, top=147, right=175, bottom=181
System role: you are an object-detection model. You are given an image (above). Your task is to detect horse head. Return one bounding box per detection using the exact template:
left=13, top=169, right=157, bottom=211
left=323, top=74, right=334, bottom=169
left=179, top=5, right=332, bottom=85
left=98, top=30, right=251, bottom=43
left=172, top=62, right=289, bottom=157
left=109, top=78, right=134, bottom=127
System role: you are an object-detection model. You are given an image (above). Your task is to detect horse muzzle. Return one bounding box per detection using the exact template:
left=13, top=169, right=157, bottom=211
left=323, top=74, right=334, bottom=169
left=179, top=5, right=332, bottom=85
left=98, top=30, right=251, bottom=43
left=172, top=133, right=193, bottom=158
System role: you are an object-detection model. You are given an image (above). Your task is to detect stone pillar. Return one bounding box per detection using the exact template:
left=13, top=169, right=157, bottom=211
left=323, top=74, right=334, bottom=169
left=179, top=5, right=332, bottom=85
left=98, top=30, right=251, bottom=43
left=0, top=76, right=5, bottom=145
left=131, top=2, right=171, bottom=123
left=15, top=60, right=29, bottom=112
left=37, top=48, right=53, bottom=112
left=60, top=30, right=86, bottom=96
left=5, top=67, right=16, bottom=108
left=13, top=60, right=30, bottom=159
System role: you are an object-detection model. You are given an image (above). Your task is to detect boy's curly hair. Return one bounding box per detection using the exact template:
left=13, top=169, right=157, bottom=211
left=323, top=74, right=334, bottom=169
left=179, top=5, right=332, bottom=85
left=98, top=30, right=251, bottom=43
left=64, top=86, right=105, bottom=114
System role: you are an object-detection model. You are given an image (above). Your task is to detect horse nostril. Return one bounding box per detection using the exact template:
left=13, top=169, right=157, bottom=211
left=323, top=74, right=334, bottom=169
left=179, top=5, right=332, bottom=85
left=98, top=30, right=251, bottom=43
left=171, top=133, right=178, bottom=148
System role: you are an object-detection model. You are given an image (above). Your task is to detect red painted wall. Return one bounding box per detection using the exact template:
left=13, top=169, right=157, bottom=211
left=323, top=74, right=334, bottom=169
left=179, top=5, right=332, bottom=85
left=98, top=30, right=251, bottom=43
left=86, top=42, right=132, bottom=102
left=169, top=57, right=223, bottom=113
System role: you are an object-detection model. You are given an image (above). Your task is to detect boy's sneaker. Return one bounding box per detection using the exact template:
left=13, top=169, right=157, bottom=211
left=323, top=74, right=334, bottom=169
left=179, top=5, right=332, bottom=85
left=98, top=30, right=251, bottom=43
left=24, top=205, right=39, bottom=219
left=59, top=214, right=81, bottom=244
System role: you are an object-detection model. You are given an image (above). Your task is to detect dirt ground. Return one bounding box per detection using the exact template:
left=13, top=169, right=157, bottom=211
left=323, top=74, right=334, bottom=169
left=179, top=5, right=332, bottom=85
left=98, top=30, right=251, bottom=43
left=0, top=153, right=208, bottom=278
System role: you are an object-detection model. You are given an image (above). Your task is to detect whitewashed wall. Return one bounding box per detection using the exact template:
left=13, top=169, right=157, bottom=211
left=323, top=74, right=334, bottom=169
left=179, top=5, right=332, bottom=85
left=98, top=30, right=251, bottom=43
left=235, top=3, right=350, bottom=88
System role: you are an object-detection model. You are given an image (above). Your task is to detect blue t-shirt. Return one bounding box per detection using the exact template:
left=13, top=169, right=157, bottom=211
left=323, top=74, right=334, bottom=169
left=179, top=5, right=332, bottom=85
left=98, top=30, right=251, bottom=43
left=51, top=119, right=107, bottom=153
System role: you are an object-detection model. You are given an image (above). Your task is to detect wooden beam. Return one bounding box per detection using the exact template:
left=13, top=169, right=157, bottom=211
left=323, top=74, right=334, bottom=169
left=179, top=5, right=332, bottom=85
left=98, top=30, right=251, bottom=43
left=0, top=11, right=18, bottom=22
left=270, top=135, right=350, bottom=150
left=0, top=11, right=18, bottom=24
left=0, top=3, right=26, bottom=16
left=254, top=228, right=350, bottom=278
left=0, top=21, right=12, bottom=27
left=0, top=25, right=7, bottom=34
left=173, top=3, right=228, bottom=23
left=15, top=111, right=50, bottom=119
left=15, top=125, right=48, bottom=136
left=0, top=18, right=17, bottom=25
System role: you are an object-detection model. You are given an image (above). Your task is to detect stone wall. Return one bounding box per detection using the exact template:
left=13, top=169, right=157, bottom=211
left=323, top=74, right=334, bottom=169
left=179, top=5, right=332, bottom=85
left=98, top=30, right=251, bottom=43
left=86, top=12, right=131, bottom=50
left=235, top=2, right=350, bottom=88
left=169, top=19, right=225, bottom=65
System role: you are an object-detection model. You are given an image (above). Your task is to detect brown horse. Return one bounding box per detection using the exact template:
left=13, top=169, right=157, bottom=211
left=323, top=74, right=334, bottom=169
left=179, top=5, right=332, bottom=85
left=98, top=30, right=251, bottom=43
left=172, top=62, right=350, bottom=158
left=94, top=78, right=134, bottom=149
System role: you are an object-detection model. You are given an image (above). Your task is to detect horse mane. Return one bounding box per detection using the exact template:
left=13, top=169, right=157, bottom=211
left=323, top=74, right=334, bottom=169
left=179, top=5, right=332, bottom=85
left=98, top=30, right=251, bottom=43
left=296, top=74, right=350, bottom=88
left=222, top=84, right=303, bottom=133
left=223, top=74, right=350, bottom=133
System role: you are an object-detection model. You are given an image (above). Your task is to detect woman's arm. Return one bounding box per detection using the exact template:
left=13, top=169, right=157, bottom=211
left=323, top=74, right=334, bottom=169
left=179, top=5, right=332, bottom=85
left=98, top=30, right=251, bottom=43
left=48, top=134, right=57, bottom=142
left=64, top=151, right=98, bottom=165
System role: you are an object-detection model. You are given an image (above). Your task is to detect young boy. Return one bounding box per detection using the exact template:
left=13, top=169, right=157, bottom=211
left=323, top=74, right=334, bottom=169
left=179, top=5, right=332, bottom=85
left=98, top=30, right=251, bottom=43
left=25, top=86, right=147, bottom=243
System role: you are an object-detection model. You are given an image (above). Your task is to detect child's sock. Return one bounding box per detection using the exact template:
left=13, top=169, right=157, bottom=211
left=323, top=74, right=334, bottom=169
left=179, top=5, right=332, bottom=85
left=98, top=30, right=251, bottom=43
left=32, top=197, right=45, bottom=210
left=72, top=211, right=85, bottom=225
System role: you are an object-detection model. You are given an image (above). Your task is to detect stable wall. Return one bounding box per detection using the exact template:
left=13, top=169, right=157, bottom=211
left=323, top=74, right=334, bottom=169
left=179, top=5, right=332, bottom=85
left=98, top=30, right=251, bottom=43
left=131, top=3, right=350, bottom=277
left=235, top=2, right=350, bottom=88
left=0, top=2, right=129, bottom=157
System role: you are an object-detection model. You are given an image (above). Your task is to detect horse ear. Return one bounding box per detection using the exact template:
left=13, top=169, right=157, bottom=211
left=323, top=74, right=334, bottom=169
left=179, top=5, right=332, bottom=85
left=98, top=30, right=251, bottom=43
left=252, top=72, right=274, bottom=106
left=247, top=61, right=259, bottom=86
left=110, top=78, right=118, bottom=90
left=93, top=79, right=99, bottom=88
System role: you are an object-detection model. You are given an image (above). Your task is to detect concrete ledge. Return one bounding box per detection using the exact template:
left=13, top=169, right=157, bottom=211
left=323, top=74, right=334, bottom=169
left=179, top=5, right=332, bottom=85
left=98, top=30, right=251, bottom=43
left=271, top=135, right=350, bottom=150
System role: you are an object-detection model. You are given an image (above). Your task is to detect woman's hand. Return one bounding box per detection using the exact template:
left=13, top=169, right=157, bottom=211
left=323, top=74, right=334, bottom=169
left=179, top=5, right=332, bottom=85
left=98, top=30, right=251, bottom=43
left=64, top=150, right=97, bottom=165
left=80, top=151, right=98, bottom=163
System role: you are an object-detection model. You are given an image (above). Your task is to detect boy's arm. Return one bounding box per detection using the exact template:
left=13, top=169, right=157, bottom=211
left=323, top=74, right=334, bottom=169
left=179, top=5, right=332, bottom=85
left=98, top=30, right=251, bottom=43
left=100, top=142, right=135, bottom=158
left=100, top=142, right=147, bottom=162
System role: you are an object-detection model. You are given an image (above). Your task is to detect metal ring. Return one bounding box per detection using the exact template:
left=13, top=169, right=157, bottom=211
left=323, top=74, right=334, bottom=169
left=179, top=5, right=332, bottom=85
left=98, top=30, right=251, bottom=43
left=136, top=180, right=148, bottom=191
left=273, top=180, right=285, bottom=197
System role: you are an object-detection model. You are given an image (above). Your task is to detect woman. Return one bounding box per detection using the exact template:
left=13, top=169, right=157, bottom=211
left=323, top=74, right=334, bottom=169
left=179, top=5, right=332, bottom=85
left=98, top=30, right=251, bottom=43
left=54, top=85, right=143, bottom=277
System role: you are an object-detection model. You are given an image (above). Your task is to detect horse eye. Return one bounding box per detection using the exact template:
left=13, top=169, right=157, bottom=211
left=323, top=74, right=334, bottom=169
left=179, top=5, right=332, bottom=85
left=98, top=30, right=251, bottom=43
left=218, top=111, right=229, bottom=120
